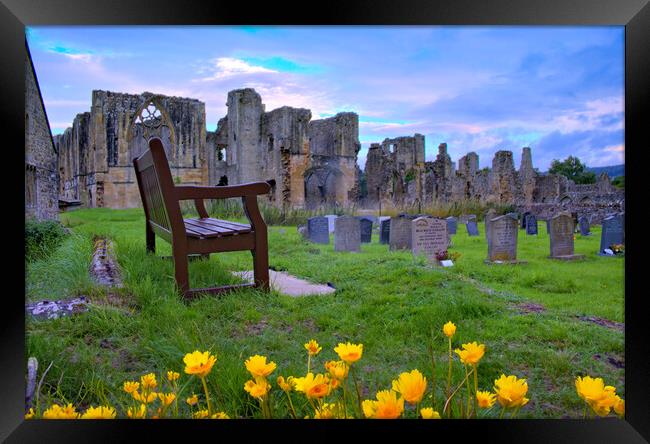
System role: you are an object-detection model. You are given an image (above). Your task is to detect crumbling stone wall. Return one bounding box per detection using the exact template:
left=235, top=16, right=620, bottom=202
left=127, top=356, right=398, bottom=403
left=25, top=50, right=59, bottom=220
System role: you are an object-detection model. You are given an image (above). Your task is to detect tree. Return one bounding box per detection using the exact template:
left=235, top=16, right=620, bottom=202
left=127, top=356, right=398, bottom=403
left=611, top=175, right=624, bottom=189
left=548, top=156, right=596, bottom=184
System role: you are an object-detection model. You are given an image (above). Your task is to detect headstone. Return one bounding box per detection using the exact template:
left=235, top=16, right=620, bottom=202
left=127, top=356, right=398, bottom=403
left=411, top=217, right=448, bottom=263
left=389, top=216, right=412, bottom=250
left=446, top=216, right=457, bottom=235
left=549, top=212, right=584, bottom=260
left=578, top=215, right=591, bottom=236
left=297, top=225, right=308, bottom=239
left=466, top=220, right=479, bottom=236
left=307, top=216, right=330, bottom=244
left=324, top=214, right=338, bottom=233
left=486, top=213, right=521, bottom=263
left=357, top=215, right=379, bottom=225
left=521, top=212, right=531, bottom=229
left=380, top=218, right=391, bottom=244
left=485, top=209, right=497, bottom=242
left=525, top=214, right=538, bottom=235
left=599, top=214, right=624, bottom=255
left=545, top=219, right=550, bottom=234
left=334, top=216, right=361, bottom=252
left=359, top=218, right=373, bottom=243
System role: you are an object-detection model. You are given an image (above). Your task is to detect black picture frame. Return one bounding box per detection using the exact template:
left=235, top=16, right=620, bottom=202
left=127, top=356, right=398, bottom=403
left=3, top=0, right=648, bottom=442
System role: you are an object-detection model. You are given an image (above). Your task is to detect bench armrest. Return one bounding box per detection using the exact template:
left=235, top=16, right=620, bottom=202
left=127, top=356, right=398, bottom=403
left=174, top=182, right=271, bottom=201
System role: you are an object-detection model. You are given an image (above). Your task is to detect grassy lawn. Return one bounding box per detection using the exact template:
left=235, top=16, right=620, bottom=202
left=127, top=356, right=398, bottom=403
left=26, top=208, right=624, bottom=419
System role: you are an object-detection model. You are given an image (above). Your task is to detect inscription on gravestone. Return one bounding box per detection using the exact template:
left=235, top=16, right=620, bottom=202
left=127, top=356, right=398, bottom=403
left=307, top=216, right=330, bottom=244
left=526, top=214, right=538, bottom=235
left=446, top=216, right=457, bottom=235
left=411, top=217, right=448, bottom=262
left=487, top=214, right=519, bottom=262
left=359, top=218, right=373, bottom=243
left=389, top=216, right=412, bottom=250
left=380, top=219, right=391, bottom=244
left=334, top=216, right=361, bottom=252
left=549, top=212, right=581, bottom=259
left=599, top=214, right=624, bottom=255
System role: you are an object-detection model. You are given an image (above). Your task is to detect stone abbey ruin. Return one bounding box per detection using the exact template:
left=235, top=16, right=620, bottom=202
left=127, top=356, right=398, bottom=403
left=26, top=56, right=624, bottom=223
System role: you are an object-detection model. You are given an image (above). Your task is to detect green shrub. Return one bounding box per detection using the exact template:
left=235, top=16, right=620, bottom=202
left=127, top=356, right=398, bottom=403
left=25, top=218, right=68, bottom=262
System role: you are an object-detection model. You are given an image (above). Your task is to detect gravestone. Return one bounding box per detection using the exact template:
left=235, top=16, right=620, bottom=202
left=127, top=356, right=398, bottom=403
left=578, top=215, right=591, bottom=236
left=297, top=225, right=308, bottom=239
left=545, top=219, right=550, bottom=234
left=411, top=217, right=449, bottom=264
left=324, top=214, right=338, bottom=233
left=359, top=218, right=373, bottom=243
left=486, top=213, right=523, bottom=264
left=549, top=212, right=584, bottom=260
left=466, top=220, right=479, bottom=236
left=599, top=214, right=624, bottom=255
left=334, top=216, right=361, bottom=252
left=446, top=216, right=457, bottom=235
left=526, top=214, right=538, bottom=235
left=521, top=212, right=531, bottom=229
left=485, top=209, right=497, bottom=242
left=389, top=216, right=413, bottom=251
left=380, top=218, right=391, bottom=244
left=358, top=215, right=379, bottom=225
left=307, top=216, right=330, bottom=244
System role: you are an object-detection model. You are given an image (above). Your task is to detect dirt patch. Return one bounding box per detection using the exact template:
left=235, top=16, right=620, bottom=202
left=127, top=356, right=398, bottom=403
left=302, top=318, right=319, bottom=333
left=577, top=315, right=624, bottom=331
left=111, top=349, right=138, bottom=372
left=89, top=290, right=138, bottom=313
left=91, top=237, right=123, bottom=287
left=245, top=318, right=270, bottom=336
left=513, top=301, right=546, bottom=314
left=593, top=353, right=625, bottom=369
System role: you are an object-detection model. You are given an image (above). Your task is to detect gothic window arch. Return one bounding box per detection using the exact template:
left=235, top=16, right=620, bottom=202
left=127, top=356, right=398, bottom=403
left=127, top=97, right=176, bottom=162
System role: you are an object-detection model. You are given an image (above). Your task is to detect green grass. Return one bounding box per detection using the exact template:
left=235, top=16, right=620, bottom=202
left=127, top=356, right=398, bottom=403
left=26, top=208, right=624, bottom=419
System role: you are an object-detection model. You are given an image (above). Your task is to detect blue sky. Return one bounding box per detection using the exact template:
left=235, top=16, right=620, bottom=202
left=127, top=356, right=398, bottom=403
left=27, top=26, right=624, bottom=170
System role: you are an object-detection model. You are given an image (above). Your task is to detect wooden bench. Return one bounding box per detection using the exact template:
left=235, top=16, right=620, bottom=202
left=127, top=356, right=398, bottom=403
left=133, top=138, right=271, bottom=299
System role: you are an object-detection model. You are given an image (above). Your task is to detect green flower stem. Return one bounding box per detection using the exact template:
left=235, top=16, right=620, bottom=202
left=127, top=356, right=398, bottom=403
left=350, top=365, right=363, bottom=417
left=499, top=406, right=506, bottom=419
left=285, top=392, right=297, bottom=419
left=464, top=365, right=472, bottom=419
left=200, top=376, right=213, bottom=416
left=473, top=365, right=479, bottom=418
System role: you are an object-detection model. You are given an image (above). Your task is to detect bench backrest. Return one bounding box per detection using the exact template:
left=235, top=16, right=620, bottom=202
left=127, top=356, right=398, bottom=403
left=133, top=138, right=184, bottom=238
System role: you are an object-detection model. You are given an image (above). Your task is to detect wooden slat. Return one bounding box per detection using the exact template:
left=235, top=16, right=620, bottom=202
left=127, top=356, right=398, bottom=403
left=198, top=218, right=251, bottom=233
left=183, top=220, right=223, bottom=238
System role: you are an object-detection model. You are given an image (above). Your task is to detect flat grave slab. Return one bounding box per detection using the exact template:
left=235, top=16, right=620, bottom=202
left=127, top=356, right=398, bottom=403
left=233, top=270, right=336, bottom=297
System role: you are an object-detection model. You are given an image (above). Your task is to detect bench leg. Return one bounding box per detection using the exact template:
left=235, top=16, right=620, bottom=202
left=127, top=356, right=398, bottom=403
left=252, top=243, right=270, bottom=292
left=173, top=246, right=190, bottom=298
left=146, top=224, right=155, bottom=254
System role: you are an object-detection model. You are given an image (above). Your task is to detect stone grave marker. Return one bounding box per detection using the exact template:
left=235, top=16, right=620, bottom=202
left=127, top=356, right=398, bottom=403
left=446, top=216, right=457, bottom=235
left=380, top=218, right=391, bottom=244
left=521, top=211, right=531, bottom=229
left=599, top=213, right=624, bottom=255
left=307, top=216, right=330, bottom=244
left=485, top=213, right=525, bottom=264
left=324, top=214, right=338, bottom=233
left=466, top=219, right=479, bottom=236
left=334, top=216, right=361, bottom=252
left=578, top=215, right=591, bottom=236
left=411, top=217, right=449, bottom=264
left=545, top=219, right=550, bottom=234
left=389, top=216, right=413, bottom=250
left=526, top=214, right=538, bottom=235
left=549, top=212, right=584, bottom=260
left=359, top=218, right=373, bottom=243
left=485, top=209, right=497, bottom=242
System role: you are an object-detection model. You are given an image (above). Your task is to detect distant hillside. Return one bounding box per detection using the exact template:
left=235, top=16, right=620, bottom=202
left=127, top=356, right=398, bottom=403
left=586, top=164, right=625, bottom=178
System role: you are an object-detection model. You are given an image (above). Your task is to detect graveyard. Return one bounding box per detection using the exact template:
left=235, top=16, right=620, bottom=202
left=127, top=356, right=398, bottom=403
left=26, top=207, right=624, bottom=419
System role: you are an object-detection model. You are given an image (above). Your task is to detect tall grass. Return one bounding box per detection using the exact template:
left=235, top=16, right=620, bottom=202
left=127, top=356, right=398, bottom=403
left=376, top=199, right=517, bottom=220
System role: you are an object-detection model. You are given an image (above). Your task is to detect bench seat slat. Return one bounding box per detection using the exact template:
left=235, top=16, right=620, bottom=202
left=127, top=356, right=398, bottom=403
left=184, top=217, right=252, bottom=238
left=197, top=218, right=252, bottom=233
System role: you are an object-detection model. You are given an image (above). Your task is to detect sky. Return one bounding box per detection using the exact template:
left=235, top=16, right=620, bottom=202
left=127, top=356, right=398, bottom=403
left=27, top=26, right=625, bottom=171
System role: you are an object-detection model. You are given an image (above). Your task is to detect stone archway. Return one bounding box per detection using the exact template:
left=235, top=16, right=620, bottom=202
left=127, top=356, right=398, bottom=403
left=127, top=96, right=176, bottom=163
left=304, top=165, right=343, bottom=210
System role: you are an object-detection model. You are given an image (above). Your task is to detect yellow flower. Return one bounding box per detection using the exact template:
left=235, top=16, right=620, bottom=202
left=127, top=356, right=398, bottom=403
left=133, top=391, right=158, bottom=404
left=614, top=397, right=625, bottom=416
left=391, top=369, right=427, bottom=404
left=193, top=409, right=210, bottom=419
left=292, top=373, right=331, bottom=399
left=362, top=390, right=404, bottom=419
left=167, top=371, right=180, bottom=382
left=123, top=381, right=140, bottom=394
left=158, top=392, right=176, bottom=406
left=80, top=405, right=116, bottom=419
left=454, top=342, right=485, bottom=366
left=245, top=355, right=277, bottom=378
left=420, top=407, right=441, bottom=419
left=494, top=374, right=529, bottom=409
left=304, top=339, right=322, bottom=356
left=334, top=342, right=363, bottom=364
left=476, top=390, right=497, bottom=408
left=127, top=404, right=147, bottom=419
left=140, top=373, right=157, bottom=390
left=186, top=394, right=199, bottom=406
left=314, top=403, right=338, bottom=419
left=325, top=360, right=349, bottom=380
left=211, top=412, right=230, bottom=419
left=575, top=376, right=619, bottom=417
left=443, top=321, right=457, bottom=338
left=25, top=408, right=35, bottom=419
left=277, top=376, right=293, bottom=392
left=42, top=403, right=79, bottom=419
left=183, top=350, right=217, bottom=378
left=244, top=379, right=271, bottom=399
